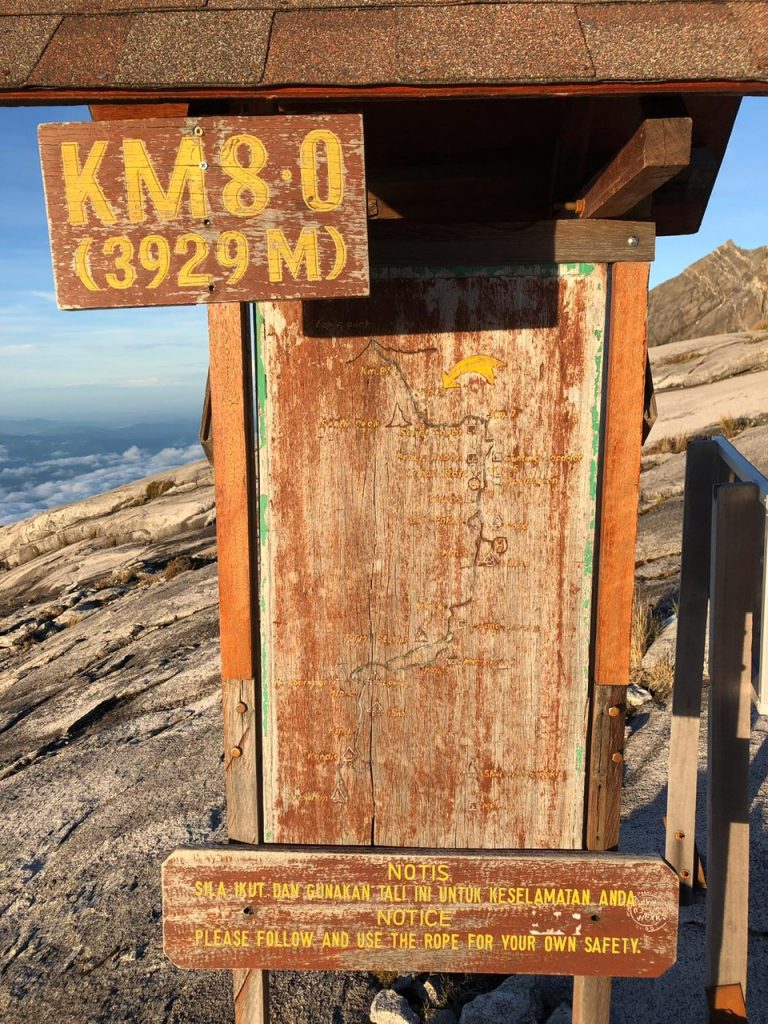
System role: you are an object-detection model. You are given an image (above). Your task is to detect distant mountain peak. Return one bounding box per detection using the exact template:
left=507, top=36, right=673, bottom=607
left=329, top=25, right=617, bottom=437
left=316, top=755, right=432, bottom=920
left=649, top=241, right=768, bottom=346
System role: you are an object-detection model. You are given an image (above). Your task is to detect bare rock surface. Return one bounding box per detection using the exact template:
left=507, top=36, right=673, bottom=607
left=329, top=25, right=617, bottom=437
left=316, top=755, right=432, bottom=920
left=2, top=315, right=768, bottom=1022
left=648, top=240, right=768, bottom=347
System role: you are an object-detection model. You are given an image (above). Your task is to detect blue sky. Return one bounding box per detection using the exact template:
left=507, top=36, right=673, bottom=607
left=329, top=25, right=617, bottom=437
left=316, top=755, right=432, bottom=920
left=0, top=99, right=766, bottom=425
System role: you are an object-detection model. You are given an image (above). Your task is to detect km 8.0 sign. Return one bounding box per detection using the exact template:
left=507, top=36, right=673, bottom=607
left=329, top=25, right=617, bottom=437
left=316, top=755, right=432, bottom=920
left=38, top=115, right=369, bottom=310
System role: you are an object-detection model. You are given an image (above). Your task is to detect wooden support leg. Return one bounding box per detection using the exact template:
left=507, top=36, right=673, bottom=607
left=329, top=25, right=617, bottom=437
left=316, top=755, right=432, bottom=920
left=578, top=262, right=650, bottom=1024
left=706, top=482, right=759, bottom=1004
left=573, top=975, right=612, bottom=1024
left=665, top=440, right=723, bottom=898
left=209, top=303, right=268, bottom=1024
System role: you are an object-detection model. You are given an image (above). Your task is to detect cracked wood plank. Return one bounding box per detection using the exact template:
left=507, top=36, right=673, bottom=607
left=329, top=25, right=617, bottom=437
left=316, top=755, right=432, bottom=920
left=257, top=265, right=607, bottom=849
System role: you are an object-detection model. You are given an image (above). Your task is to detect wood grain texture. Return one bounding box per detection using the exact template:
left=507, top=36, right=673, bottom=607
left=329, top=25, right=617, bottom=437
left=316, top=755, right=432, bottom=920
left=38, top=115, right=369, bottom=309
left=89, top=103, right=189, bottom=121
left=593, top=261, right=649, bottom=686
left=706, top=483, right=760, bottom=997
left=257, top=265, right=607, bottom=849
left=579, top=118, right=692, bottom=219
left=584, top=685, right=626, bottom=852
left=665, top=440, right=725, bottom=894
left=208, top=302, right=266, bottom=1024
left=369, top=221, right=654, bottom=266
left=162, top=847, right=679, bottom=977
left=572, top=975, right=612, bottom=1024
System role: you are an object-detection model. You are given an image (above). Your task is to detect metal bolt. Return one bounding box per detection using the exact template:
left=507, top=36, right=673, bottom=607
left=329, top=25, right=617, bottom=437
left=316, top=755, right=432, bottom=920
left=608, top=705, right=621, bottom=718
left=193, top=126, right=204, bottom=136
left=199, top=161, right=208, bottom=170
left=611, top=752, right=623, bottom=764
left=674, top=830, right=685, bottom=841
left=680, top=869, right=690, bottom=880
left=236, top=701, right=248, bottom=715
left=627, top=235, right=640, bottom=248
left=230, top=745, right=242, bottom=759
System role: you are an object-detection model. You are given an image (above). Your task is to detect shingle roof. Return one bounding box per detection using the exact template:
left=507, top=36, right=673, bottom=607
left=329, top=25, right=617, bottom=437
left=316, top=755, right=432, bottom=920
left=0, top=2, right=766, bottom=94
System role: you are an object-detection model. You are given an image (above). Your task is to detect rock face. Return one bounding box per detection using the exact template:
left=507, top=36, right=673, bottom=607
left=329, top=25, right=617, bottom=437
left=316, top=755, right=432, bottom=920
left=648, top=240, right=768, bottom=347
left=2, top=309, right=768, bottom=1023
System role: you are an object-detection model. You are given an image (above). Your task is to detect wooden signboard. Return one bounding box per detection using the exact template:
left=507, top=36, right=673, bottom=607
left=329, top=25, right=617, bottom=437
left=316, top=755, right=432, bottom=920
left=256, top=264, right=606, bottom=850
left=38, top=115, right=368, bottom=310
left=162, top=848, right=679, bottom=978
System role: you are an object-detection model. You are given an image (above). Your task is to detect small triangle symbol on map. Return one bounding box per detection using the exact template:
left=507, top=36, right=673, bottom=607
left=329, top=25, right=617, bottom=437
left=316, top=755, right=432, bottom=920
left=386, top=403, right=411, bottom=428
left=467, top=761, right=479, bottom=777
left=331, top=780, right=348, bottom=803
left=415, top=625, right=428, bottom=643
left=372, top=700, right=384, bottom=714
left=342, top=746, right=357, bottom=763
left=492, top=514, right=503, bottom=529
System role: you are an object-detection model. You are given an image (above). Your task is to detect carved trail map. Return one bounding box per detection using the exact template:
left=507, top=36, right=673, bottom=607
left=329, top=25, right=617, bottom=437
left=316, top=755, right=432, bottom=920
left=257, top=265, right=607, bottom=850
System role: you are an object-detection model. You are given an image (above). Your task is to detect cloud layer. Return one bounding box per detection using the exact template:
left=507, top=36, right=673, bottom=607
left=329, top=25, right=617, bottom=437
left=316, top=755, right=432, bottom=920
left=0, top=443, right=203, bottom=525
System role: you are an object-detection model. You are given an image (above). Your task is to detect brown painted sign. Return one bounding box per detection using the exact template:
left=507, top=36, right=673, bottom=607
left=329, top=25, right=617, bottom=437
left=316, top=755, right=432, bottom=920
left=163, top=848, right=679, bottom=977
left=38, top=115, right=369, bottom=310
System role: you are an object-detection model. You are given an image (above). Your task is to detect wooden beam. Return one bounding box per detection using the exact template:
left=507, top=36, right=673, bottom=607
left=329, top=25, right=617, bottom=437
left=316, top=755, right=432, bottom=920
left=665, top=440, right=725, bottom=897
left=578, top=118, right=692, bottom=219
left=706, top=483, right=760, bottom=1001
left=208, top=302, right=266, bottom=1024
left=89, top=102, right=189, bottom=121
left=593, top=261, right=650, bottom=687
left=573, top=975, right=612, bottom=1024
left=369, top=220, right=654, bottom=266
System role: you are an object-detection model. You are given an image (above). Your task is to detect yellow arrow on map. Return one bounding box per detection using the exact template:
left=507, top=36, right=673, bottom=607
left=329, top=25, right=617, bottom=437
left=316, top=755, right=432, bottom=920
left=441, top=355, right=506, bottom=390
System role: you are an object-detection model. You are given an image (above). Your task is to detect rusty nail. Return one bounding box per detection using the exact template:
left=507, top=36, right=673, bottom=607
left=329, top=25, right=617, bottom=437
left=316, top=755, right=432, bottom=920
left=627, top=235, right=640, bottom=247
left=674, top=830, right=685, bottom=841
left=611, top=752, right=623, bottom=764
left=608, top=705, right=621, bottom=718
left=236, top=701, right=247, bottom=714
left=230, top=745, right=242, bottom=759
left=680, top=870, right=690, bottom=879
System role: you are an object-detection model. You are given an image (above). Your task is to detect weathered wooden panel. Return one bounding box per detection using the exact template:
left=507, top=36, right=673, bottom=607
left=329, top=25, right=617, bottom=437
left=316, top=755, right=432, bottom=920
left=38, top=115, right=368, bottom=309
left=257, top=265, right=607, bottom=850
left=163, top=847, right=679, bottom=977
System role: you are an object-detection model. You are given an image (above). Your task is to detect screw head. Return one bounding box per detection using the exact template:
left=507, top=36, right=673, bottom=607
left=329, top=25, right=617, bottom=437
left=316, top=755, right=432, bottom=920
left=230, top=745, right=242, bottom=759
left=193, top=126, right=204, bottom=136
left=608, top=705, right=621, bottom=718
left=674, top=830, right=685, bottom=841
left=199, top=161, right=208, bottom=170
left=236, top=701, right=247, bottom=715
left=627, top=235, right=640, bottom=248
left=680, top=869, right=690, bottom=880
left=611, top=751, right=623, bottom=764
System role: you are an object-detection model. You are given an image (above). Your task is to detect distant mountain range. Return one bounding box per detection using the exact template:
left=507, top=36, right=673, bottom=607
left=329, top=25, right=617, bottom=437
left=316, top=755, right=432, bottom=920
left=648, top=240, right=768, bottom=347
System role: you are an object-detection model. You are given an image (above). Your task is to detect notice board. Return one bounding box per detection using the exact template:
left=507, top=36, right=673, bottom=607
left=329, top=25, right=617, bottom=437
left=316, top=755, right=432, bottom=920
left=256, top=264, right=607, bottom=850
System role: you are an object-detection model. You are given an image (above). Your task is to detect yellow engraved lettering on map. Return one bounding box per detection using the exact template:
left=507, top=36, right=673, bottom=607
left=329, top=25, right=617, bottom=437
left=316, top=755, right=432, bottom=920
left=61, top=141, right=116, bottom=226
left=74, top=238, right=100, bottom=291
left=356, top=931, right=384, bottom=948
left=423, top=932, right=458, bottom=949
left=137, top=234, right=171, bottom=288
left=272, top=882, right=301, bottom=899
left=255, top=930, right=315, bottom=948
left=442, top=355, right=506, bottom=390
left=123, top=137, right=207, bottom=223
left=321, top=931, right=350, bottom=948
left=233, top=881, right=265, bottom=897
left=389, top=932, right=417, bottom=949
left=300, top=129, right=344, bottom=212
left=325, top=226, right=347, bottom=279
left=220, top=134, right=270, bottom=216
left=267, top=227, right=321, bottom=282
left=377, top=908, right=453, bottom=928
left=388, top=862, right=450, bottom=882
left=468, top=933, right=494, bottom=950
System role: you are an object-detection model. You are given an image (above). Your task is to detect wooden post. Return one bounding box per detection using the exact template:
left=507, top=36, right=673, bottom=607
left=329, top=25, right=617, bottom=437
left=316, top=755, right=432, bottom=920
left=575, top=261, right=649, bottom=1024
left=706, top=482, right=759, bottom=1004
left=208, top=302, right=267, bottom=1024
left=664, top=440, right=724, bottom=896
